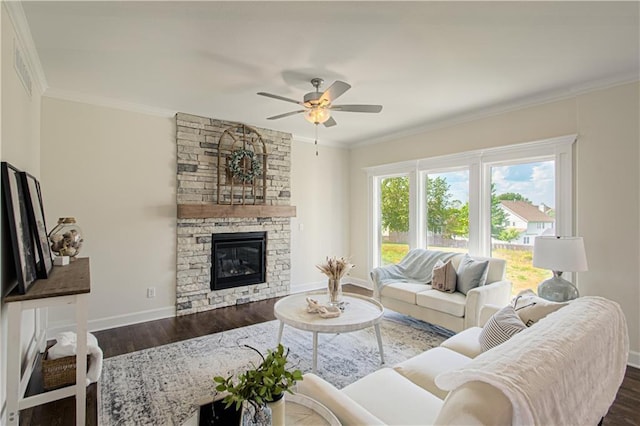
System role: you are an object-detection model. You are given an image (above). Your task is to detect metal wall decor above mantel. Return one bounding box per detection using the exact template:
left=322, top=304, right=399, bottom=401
left=217, top=123, right=267, bottom=205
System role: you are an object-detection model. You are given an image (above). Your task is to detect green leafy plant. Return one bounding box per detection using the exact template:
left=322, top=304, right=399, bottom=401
left=213, top=344, right=303, bottom=411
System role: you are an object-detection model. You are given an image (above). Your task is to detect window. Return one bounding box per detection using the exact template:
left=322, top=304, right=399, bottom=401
left=425, top=170, right=469, bottom=253
left=367, top=135, right=575, bottom=295
left=377, top=175, right=410, bottom=266
left=490, top=160, right=555, bottom=294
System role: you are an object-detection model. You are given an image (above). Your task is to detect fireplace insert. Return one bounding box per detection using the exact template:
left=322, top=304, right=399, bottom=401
left=211, top=232, right=266, bottom=291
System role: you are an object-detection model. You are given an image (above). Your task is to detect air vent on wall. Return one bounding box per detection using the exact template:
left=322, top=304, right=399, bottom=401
left=13, top=39, right=32, bottom=97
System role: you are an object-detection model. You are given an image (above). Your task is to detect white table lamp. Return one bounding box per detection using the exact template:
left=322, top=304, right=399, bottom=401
left=533, top=236, right=588, bottom=302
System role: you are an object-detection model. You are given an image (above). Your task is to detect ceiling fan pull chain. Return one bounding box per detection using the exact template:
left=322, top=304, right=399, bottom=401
left=315, top=124, right=319, bottom=156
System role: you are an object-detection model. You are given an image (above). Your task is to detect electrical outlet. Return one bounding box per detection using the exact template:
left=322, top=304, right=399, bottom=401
left=147, top=287, right=156, bottom=298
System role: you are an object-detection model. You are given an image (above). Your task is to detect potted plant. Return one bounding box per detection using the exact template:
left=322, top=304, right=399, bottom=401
left=213, top=344, right=303, bottom=426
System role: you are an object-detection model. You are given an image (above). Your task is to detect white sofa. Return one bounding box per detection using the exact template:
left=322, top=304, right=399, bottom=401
left=297, top=297, right=629, bottom=426
left=372, top=250, right=512, bottom=332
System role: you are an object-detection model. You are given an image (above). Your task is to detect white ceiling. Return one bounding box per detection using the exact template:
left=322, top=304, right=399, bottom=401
left=21, top=1, right=640, bottom=147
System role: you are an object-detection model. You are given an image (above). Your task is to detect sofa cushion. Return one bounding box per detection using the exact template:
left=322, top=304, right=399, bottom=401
left=393, top=347, right=472, bottom=399
left=456, top=254, right=490, bottom=295
left=479, top=304, right=527, bottom=351
left=440, top=326, right=483, bottom=358
left=416, top=290, right=466, bottom=317
left=342, top=368, right=443, bottom=425
left=431, top=260, right=457, bottom=293
left=514, top=289, right=568, bottom=327
left=380, top=282, right=432, bottom=305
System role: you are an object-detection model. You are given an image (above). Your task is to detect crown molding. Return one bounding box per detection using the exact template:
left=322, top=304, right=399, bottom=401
left=350, top=75, right=639, bottom=149
left=3, top=1, right=48, bottom=94
left=43, top=88, right=177, bottom=117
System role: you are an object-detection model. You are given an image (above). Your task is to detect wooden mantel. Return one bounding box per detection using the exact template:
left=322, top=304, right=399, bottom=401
left=178, top=204, right=296, bottom=219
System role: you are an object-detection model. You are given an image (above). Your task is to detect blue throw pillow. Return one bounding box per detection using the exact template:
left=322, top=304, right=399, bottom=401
left=456, top=254, right=489, bottom=295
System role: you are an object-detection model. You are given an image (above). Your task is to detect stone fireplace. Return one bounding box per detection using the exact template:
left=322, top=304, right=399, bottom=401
left=175, top=113, right=294, bottom=316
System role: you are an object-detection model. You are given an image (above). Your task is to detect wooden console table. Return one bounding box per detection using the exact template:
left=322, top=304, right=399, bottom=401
left=4, top=258, right=90, bottom=425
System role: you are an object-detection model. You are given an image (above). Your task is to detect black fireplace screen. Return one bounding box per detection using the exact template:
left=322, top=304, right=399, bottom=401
left=211, top=232, right=266, bottom=290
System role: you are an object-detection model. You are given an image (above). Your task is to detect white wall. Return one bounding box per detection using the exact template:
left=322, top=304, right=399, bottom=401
left=348, top=82, right=640, bottom=362
left=40, top=98, right=176, bottom=330
left=574, top=83, right=640, bottom=365
left=290, top=141, right=351, bottom=290
left=38, top=98, right=353, bottom=330
left=0, top=3, right=43, bottom=419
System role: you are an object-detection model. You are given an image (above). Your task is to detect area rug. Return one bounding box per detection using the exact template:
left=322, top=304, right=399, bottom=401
left=99, top=310, right=452, bottom=425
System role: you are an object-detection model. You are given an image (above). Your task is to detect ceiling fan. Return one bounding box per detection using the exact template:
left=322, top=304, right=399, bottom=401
left=257, top=78, right=383, bottom=127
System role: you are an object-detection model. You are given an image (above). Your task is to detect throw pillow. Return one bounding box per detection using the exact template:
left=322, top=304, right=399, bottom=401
left=455, top=254, right=490, bottom=295
left=513, top=289, right=568, bottom=327
left=431, top=259, right=457, bottom=293
left=479, top=304, right=527, bottom=351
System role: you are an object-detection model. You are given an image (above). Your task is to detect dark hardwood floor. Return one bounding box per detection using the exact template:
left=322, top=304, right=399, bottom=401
left=20, top=285, right=640, bottom=425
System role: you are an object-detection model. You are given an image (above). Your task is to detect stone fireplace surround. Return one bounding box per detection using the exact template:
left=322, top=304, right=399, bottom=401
left=176, top=113, right=293, bottom=316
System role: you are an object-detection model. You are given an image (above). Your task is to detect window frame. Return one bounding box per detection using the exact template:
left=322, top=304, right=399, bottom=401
left=366, top=134, right=576, bottom=274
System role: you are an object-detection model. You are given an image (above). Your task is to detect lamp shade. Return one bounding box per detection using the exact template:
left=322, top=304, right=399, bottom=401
left=533, top=236, right=588, bottom=272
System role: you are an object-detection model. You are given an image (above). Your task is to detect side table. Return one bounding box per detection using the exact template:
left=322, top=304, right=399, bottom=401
left=4, top=258, right=91, bottom=426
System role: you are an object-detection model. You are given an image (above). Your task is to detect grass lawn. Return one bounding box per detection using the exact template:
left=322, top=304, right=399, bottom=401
left=380, top=243, right=550, bottom=296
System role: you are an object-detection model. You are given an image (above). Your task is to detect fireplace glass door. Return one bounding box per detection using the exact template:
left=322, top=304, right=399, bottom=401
left=211, top=232, right=266, bottom=290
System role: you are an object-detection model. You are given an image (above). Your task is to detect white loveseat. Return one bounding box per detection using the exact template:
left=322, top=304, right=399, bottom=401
left=297, top=297, right=629, bottom=426
left=371, top=249, right=512, bottom=332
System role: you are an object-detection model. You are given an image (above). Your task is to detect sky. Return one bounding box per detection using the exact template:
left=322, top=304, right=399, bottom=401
left=431, top=160, right=555, bottom=208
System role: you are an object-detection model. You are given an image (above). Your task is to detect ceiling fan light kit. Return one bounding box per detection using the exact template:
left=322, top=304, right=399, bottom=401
left=304, top=107, right=331, bottom=124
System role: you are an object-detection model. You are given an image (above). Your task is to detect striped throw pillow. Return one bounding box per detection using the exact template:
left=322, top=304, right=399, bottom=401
left=479, top=305, right=527, bottom=351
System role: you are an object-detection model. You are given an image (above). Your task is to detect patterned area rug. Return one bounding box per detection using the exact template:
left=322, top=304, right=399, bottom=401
left=99, top=310, right=452, bottom=425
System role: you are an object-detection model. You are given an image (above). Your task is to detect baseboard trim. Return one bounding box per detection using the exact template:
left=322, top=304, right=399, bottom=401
left=46, top=306, right=176, bottom=338
left=290, top=281, right=325, bottom=294
left=629, top=350, right=640, bottom=369
left=347, top=277, right=372, bottom=290
left=291, top=278, right=372, bottom=294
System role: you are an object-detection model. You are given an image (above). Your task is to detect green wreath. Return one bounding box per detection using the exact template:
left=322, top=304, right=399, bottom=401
left=229, top=149, right=262, bottom=183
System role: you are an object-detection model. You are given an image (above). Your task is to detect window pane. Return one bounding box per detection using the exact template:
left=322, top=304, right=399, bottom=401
left=379, top=176, right=410, bottom=265
left=425, top=171, right=469, bottom=253
left=490, top=161, right=554, bottom=295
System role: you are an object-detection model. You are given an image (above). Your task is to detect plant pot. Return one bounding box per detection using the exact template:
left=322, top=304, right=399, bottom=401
left=267, top=394, right=285, bottom=426
left=241, top=401, right=272, bottom=426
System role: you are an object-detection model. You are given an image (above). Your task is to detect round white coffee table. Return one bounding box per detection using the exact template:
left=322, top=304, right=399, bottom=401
left=274, top=291, right=385, bottom=373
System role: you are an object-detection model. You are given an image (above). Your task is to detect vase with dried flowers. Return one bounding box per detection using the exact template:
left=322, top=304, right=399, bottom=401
left=316, top=256, right=355, bottom=307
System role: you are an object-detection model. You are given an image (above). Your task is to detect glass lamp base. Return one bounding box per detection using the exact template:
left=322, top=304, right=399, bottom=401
left=537, top=275, right=579, bottom=302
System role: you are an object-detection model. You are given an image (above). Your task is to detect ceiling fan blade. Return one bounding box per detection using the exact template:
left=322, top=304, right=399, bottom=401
left=331, top=104, right=383, bottom=113
left=257, top=92, right=303, bottom=105
left=267, top=110, right=305, bottom=120
left=323, top=117, right=337, bottom=127
left=319, top=81, right=351, bottom=104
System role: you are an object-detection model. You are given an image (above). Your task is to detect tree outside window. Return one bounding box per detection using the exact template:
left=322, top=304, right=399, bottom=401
left=379, top=176, right=410, bottom=265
